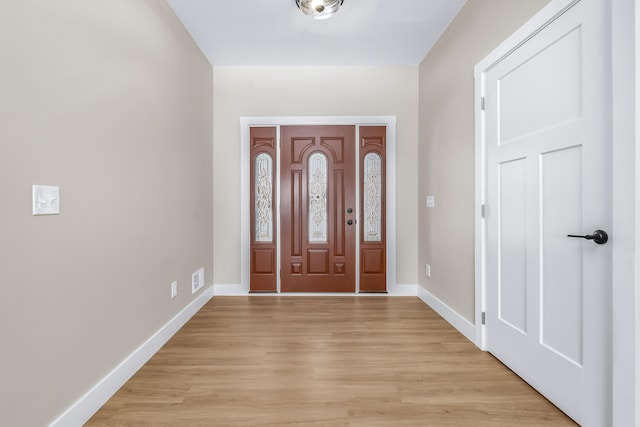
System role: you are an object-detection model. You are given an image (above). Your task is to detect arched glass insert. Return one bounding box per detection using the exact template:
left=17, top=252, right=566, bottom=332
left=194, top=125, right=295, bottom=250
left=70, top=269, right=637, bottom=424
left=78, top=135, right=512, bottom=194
left=254, top=153, right=273, bottom=242
left=364, top=152, right=382, bottom=242
left=308, top=152, right=328, bottom=243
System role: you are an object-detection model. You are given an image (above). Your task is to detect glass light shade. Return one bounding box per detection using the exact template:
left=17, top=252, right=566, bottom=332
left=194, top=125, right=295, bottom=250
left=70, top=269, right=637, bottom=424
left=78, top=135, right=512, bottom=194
left=295, top=0, right=344, bottom=20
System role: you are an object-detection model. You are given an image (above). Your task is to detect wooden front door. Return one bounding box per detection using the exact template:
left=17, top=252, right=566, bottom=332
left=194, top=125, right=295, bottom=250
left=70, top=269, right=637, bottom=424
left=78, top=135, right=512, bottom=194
left=280, top=125, right=356, bottom=292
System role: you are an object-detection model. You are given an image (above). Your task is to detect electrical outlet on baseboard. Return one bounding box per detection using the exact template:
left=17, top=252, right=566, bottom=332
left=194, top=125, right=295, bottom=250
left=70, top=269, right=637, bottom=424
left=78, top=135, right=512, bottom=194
left=192, top=267, right=204, bottom=294
left=426, top=264, right=431, bottom=278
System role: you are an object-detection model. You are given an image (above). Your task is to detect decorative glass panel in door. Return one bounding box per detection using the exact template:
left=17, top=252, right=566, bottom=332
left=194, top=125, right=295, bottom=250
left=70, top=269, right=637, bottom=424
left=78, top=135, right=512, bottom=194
left=308, top=152, right=328, bottom=243
left=363, top=152, right=382, bottom=242
left=255, top=152, right=273, bottom=242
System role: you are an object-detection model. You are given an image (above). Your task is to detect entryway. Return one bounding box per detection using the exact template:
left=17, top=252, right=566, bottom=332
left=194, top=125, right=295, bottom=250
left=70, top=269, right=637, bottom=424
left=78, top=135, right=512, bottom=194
left=241, top=117, right=397, bottom=294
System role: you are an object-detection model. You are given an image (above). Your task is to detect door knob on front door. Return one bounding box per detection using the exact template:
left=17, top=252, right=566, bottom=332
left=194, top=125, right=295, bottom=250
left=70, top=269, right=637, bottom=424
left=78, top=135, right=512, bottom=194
left=567, top=229, right=609, bottom=245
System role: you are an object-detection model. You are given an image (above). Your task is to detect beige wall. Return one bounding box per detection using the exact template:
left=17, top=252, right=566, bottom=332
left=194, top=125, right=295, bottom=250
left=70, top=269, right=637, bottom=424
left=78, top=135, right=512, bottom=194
left=213, top=66, right=419, bottom=288
left=418, top=0, right=551, bottom=322
left=0, top=1, right=213, bottom=425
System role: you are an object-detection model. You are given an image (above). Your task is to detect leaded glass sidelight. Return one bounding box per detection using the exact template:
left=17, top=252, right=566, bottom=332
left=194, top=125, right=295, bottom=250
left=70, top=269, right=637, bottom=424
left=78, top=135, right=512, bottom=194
left=255, top=153, right=273, bottom=242
left=308, top=152, right=328, bottom=243
left=364, top=152, right=382, bottom=242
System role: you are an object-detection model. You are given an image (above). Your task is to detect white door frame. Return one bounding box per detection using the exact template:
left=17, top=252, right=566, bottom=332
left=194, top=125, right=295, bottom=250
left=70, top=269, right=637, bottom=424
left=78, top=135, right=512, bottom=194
left=240, top=116, right=398, bottom=295
left=611, top=0, right=640, bottom=425
left=475, top=0, right=638, bottom=424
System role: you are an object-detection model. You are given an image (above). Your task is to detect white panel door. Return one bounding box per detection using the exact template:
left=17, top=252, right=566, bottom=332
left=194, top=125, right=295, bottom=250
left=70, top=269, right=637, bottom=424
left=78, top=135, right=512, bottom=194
left=483, top=1, right=611, bottom=425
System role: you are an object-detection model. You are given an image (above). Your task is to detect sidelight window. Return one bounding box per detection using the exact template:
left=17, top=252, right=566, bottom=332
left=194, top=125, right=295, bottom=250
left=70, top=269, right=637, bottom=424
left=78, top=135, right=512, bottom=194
left=254, top=153, right=273, bottom=242
left=364, top=152, right=382, bottom=242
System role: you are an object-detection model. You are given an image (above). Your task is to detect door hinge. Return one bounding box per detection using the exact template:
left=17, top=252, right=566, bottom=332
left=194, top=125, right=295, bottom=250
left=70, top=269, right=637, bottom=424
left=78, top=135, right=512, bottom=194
left=481, top=97, right=486, bottom=110
left=481, top=204, right=487, bottom=218
left=482, top=312, right=486, bottom=325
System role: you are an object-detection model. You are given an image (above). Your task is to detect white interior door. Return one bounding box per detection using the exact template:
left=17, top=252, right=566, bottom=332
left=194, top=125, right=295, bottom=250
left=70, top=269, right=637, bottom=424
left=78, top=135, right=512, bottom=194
left=481, top=0, right=611, bottom=425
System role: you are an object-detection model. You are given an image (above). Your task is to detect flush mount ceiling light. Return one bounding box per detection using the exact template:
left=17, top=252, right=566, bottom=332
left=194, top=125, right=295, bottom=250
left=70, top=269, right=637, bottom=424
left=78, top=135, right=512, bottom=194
left=295, top=0, right=344, bottom=20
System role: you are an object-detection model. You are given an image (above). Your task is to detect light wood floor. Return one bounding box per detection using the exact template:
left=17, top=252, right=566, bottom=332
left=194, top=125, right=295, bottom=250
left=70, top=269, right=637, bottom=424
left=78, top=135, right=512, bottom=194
left=87, top=297, right=575, bottom=426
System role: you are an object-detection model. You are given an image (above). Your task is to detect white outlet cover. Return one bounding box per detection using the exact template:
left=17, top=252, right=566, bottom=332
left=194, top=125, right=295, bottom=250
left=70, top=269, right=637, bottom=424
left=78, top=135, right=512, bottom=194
left=171, top=281, right=178, bottom=299
left=33, top=185, right=60, bottom=215
left=192, top=267, right=204, bottom=294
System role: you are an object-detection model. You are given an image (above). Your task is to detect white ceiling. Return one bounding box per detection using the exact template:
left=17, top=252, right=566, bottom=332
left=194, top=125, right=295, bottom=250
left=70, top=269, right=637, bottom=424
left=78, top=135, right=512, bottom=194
left=166, top=0, right=467, bottom=66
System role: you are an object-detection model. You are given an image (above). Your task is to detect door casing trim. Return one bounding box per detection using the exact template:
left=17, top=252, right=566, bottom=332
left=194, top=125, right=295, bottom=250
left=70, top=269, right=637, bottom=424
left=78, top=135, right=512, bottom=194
left=240, top=116, right=397, bottom=294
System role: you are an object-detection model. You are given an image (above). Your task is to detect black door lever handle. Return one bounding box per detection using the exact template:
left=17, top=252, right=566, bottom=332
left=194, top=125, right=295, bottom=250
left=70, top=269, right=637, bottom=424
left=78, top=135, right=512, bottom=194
left=567, top=229, right=608, bottom=245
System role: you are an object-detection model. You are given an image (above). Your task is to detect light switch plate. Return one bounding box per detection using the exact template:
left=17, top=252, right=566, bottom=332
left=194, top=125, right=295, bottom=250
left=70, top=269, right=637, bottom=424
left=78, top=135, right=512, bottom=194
left=426, top=195, right=435, bottom=208
left=33, top=185, right=60, bottom=215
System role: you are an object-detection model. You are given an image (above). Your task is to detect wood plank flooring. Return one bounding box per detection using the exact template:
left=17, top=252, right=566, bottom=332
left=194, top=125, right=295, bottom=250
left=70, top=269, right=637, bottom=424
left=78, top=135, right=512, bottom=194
left=87, top=297, right=575, bottom=426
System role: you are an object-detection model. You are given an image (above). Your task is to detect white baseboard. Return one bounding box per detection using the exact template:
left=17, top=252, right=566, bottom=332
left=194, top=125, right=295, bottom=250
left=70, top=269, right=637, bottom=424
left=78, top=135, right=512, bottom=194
left=417, top=285, right=475, bottom=343
left=49, top=285, right=214, bottom=427
left=214, top=283, right=248, bottom=295
left=388, top=283, right=418, bottom=296
left=214, top=283, right=419, bottom=296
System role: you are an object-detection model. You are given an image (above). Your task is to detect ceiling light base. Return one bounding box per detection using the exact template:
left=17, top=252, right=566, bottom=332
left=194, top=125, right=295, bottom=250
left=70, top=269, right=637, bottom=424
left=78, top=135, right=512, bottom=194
left=295, top=0, right=344, bottom=20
